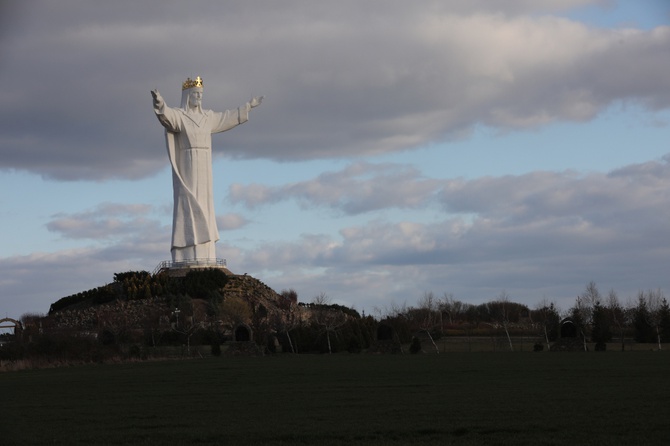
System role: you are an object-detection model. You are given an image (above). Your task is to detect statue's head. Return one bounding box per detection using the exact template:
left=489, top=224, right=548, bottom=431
left=180, top=76, right=204, bottom=111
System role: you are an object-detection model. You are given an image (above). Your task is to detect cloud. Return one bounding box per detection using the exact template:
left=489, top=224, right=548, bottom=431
left=217, top=213, right=250, bottom=231
left=1, top=1, right=669, bottom=180
left=2, top=0, right=670, bottom=320
left=229, top=162, right=441, bottom=214
left=224, top=155, right=670, bottom=309
left=46, top=203, right=159, bottom=240
left=0, top=245, right=163, bottom=317
left=4, top=153, right=670, bottom=316
left=0, top=200, right=170, bottom=314
left=438, top=161, right=670, bottom=238
left=228, top=155, right=670, bottom=236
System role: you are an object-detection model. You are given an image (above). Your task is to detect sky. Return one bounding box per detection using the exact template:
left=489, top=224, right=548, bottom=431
left=1, top=0, right=670, bottom=320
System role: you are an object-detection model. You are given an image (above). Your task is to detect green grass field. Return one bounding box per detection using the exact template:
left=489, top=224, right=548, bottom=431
left=2, top=352, right=670, bottom=445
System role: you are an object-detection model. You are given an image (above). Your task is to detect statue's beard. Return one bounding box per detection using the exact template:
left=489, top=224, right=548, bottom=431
left=181, top=87, right=204, bottom=113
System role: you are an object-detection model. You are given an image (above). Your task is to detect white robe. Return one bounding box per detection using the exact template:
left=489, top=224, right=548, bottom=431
left=154, top=102, right=249, bottom=262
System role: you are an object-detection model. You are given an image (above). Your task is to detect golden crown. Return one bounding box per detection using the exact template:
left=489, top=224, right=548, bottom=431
left=182, top=76, right=203, bottom=90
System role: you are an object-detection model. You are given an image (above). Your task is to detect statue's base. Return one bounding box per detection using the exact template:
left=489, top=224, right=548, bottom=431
left=152, top=258, right=235, bottom=277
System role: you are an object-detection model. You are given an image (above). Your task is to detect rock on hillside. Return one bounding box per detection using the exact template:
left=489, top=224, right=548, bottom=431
left=220, top=274, right=285, bottom=312
left=49, top=271, right=297, bottom=333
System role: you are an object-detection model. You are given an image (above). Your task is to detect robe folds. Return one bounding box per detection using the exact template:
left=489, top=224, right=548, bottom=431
left=154, top=103, right=249, bottom=261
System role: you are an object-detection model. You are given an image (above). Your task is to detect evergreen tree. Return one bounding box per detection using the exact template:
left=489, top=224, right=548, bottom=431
left=659, top=298, right=670, bottom=343
left=591, top=300, right=612, bottom=344
left=633, top=295, right=655, bottom=343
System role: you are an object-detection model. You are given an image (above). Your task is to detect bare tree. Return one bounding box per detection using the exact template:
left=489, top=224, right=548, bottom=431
left=479, top=292, right=517, bottom=351
left=645, top=289, right=665, bottom=350
left=439, top=294, right=476, bottom=350
left=570, top=297, right=588, bottom=351
left=566, top=282, right=601, bottom=351
left=416, top=292, right=441, bottom=354
left=312, top=293, right=347, bottom=354
left=440, top=292, right=457, bottom=325
left=580, top=281, right=600, bottom=324
left=533, top=299, right=560, bottom=351
left=497, top=291, right=515, bottom=352
left=275, top=289, right=300, bottom=353
left=607, top=289, right=628, bottom=352
left=172, top=301, right=207, bottom=356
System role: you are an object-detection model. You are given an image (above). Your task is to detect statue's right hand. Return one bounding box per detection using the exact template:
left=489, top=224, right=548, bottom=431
left=151, top=89, right=164, bottom=108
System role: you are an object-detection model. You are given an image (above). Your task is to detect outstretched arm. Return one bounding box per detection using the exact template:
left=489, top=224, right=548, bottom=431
left=151, top=89, right=181, bottom=132
left=211, top=95, right=264, bottom=134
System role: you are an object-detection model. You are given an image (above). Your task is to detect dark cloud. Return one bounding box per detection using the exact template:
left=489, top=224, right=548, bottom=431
left=2, top=1, right=669, bottom=180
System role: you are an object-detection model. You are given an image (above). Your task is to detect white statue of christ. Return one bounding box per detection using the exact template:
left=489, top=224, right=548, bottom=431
left=151, top=77, right=262, bottom=263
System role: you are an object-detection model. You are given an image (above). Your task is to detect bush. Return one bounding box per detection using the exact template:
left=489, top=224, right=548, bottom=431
left=128, top=344, right=142, bottom=359
left=266, top=336, right=277, bottom=354
left=347, top=337, right=362, bottom=354
left=99, top=330, right=116, bottom=346
left=276, top=332, right=295, bottom=353
left=160, top=330, right=184, bottom=346
left=183, top=269, right=229, bottom=299
left=409, top=337, right=422, bottom=354
left=23, top=333, right=115, bottom=364
left=0, top=342, right=25, bottom=361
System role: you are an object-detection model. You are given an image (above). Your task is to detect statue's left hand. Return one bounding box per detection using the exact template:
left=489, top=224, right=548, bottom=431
left=249, top=96, right=264, bottom=108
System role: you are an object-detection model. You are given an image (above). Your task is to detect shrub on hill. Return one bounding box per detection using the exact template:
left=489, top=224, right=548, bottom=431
left=182, top=269, right=229, bottom=299
left=49, top=269, right=231, bottom=315
left=49, top=284, right=118, bottom=314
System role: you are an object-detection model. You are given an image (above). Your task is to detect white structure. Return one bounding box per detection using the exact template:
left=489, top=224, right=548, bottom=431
left=152, top=77, right=262, bottom=264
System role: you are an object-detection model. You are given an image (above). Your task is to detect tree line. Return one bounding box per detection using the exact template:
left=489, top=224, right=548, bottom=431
left=385, top=281, right=670, bottom=351
left=3, top=275, right=670, bottom=367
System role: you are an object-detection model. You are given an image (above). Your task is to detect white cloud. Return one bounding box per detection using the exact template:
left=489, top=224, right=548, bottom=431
left=222, top=155, right=670, bottom=310
left=229, top=156, right=670, bottom=232
left=229, top=162, right=441, bottom=214
left=0, top=247, right=158, bottom=316
left=4, top=154, right=670, bottom=316
left=217, top=213, right=250, bottom=231
left=46, top=203, right=159, bottom=240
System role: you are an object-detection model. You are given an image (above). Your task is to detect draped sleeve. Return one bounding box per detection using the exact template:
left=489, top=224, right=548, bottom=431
left=154, top=103, right=184, bottom=133
left=210, top=104, right=250, bottom=134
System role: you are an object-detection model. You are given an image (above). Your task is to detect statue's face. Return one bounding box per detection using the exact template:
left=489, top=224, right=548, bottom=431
left=189, top=89, right=203, bottom=108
